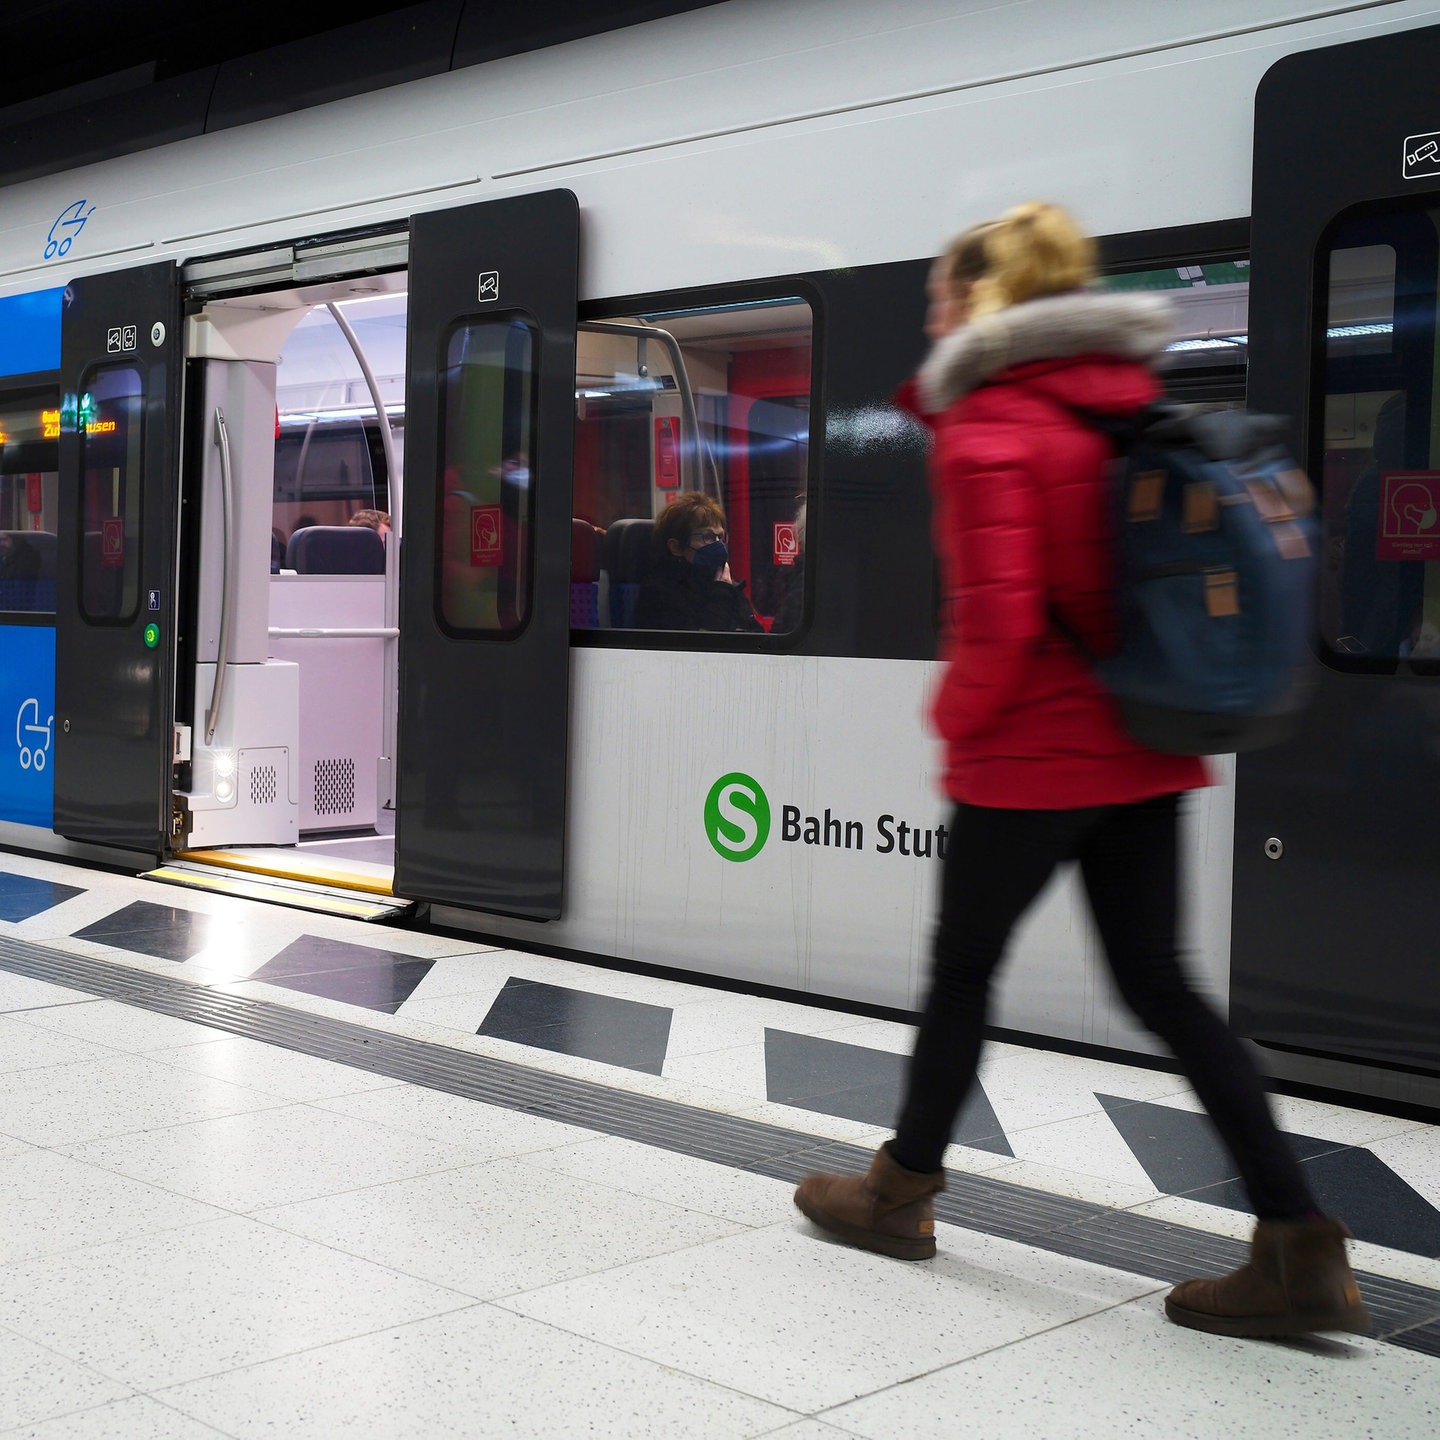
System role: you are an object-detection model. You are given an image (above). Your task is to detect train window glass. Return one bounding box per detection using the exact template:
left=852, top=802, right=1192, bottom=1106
left=1098, top=261, right=1249, bottom=394
left=1317, top=209, right=1440, bottom=671
left=76, top=366, right=143, bottom=624
left=436, top=315, right=536, bottom=635
left=0, top=386, right=60, bottom=614
left=1326, top=246, right=1396, bottom=357
left=572, top=295, right=813, bottom=636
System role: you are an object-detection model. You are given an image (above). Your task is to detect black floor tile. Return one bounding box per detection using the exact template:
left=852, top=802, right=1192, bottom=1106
left=763, top=1029, right=1014, bottom=1157
left=1100, top=1093, right=1440, bottom=1258
left=1097, top=1092, right=1343, bottom=1193
left=261, top=959, right=437, bottom=1015
left=1184, top=1149, right=1440, bottom=1258
left=252, top=934, right=405, bottom=978
left=477, top=977, right=672, bottom=1075
left=252, top=935, right=435, bottom=1013
left=71, top=900, right=214, bottom=961
left=0, top=872, right=85, bottom=923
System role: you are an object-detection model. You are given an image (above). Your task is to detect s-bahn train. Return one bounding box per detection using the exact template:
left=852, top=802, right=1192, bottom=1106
left=2, top=1, right=1438, bottom=1110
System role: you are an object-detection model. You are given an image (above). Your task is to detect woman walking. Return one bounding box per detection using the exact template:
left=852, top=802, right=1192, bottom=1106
left=794, top=202, right=1368, bottom=1340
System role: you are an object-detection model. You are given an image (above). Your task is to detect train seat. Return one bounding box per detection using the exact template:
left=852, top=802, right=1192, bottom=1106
left=570, top=518, right=602, bottom=628
left=600, top=516, right=654, bottom=629
left=285, top=525, right=385, bottom=575
left=0, top=530, right=56, bottom=612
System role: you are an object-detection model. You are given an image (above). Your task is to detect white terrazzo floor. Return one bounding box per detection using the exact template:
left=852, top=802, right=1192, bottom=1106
left=0, top=849, right=1436, bottom=1438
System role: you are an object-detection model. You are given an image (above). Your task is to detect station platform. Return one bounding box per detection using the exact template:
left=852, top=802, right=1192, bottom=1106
left=1, top=848, right=1437, bottom=1439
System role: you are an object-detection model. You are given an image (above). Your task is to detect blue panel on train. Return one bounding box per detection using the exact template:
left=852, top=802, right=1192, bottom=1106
left=0, top=288, right=63, bottom=378
left=0, top=625, right=57, bottom=827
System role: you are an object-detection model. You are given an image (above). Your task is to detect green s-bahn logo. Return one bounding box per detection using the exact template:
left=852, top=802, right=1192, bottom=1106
left=703, top=772, right=771, bottom=862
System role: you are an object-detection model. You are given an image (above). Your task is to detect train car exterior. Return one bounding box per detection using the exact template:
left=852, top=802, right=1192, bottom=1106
left=1, top=0, right=1439, bottom=1110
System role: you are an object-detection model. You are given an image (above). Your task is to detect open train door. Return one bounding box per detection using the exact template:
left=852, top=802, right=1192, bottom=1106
left=396, top=190, right=578, bottom=919
left=53, top=262, right=183, bottom=854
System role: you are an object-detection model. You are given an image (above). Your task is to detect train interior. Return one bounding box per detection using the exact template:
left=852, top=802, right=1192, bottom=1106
left=166, top=273, right=407, bottom=913
left=163, top=266, right=814, bottom=911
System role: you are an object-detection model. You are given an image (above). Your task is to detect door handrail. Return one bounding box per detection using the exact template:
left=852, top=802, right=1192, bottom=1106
left=268, top=626, right=400, bottom=638
left=326, top=299, right=401, bottom=808
left=204, top=407, right=237, bottom=746
left=577, top=320, right=721, bottom=495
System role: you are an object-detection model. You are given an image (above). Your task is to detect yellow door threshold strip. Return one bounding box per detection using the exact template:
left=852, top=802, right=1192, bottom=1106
left=145, top=861, right=411, bottom=922
left=174, top=848, right=395, bottom=897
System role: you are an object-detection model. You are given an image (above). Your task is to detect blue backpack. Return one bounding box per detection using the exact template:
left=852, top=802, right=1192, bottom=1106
left=1049, top=402, right=1319, bottom=756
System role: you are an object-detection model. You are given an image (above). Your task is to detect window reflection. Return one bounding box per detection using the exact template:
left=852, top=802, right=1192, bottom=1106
left=78, top=366, right=143, bottom=624
left=437, top=317, right=536, bottom=635
left=0, top=387, right=59, bottom=614
left=1319, top=215, right=1440, bottom=669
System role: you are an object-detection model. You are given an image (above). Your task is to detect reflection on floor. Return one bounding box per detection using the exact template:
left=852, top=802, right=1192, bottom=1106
left=298, top=804, right=396, bottom=868
left=1, top=852, right=1438, bottom=1437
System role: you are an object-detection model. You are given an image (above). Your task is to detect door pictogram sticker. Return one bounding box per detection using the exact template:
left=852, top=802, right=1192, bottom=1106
left=470, top=504, right=503, bottom=566
left=1378, top=471, right=1440, bottom=559
left=100, top=516, right=125, bottom=567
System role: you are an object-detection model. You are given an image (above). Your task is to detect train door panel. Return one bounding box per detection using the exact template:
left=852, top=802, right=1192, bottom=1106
left=54, top=262, right=183, bottom=853
left=395, top=190, right=578, bottom=920
left=1238, top=27, right=1440, bottom=1075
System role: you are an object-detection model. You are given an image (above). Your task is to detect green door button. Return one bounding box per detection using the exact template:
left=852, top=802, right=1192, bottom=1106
left=143, top=623, right=160, bottom=648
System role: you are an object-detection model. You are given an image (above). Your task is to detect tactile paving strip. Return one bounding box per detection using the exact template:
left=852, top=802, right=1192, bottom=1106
left=2, top=934, right=1437, bottom=1346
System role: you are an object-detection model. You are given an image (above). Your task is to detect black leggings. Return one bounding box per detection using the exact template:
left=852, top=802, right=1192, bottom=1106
left=890, top=794, right=1316, bottom=1220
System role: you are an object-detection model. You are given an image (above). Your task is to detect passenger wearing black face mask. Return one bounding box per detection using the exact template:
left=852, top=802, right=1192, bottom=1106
left=634, top=492, right=763, bottom=633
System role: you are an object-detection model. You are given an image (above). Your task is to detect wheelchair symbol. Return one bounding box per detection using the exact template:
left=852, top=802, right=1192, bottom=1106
left=44, top=200, right=95, bottom=260
left=16, top=698, right=54, bottom=772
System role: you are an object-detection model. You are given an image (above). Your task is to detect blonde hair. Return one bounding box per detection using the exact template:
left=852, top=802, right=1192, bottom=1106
left=940, top=202, right=1096, bottom=319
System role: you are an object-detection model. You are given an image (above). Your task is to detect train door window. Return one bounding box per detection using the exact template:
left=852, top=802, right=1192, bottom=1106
left=571, top=293, right=814, bottom=636
left=74, top=366, right=143, bottom=623
left=1316, top=207, right=1440, bottom=671
left=436, top=316, right=537, bottom=634
left=0, top=386, right=60, bottom=613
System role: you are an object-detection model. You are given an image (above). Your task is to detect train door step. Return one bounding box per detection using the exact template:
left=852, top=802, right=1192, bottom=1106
left=144, top=855, right=412, bottom=922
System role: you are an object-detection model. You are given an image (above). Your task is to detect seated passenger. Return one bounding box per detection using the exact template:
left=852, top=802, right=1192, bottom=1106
left=348, top=508, right=392, bottom=540
left=634, top=493, right=762, bottom=633
left=0, top=533, right=42, bottom=581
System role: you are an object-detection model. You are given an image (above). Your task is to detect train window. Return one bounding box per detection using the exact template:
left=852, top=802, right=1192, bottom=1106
left=436, top=315, right=537, bottom=635
left=571, top=294, right=813, bottom=636
left=1098, top=260, right=1248, bottom=402
left=1316, top=208, right=1440, bottom=672
left=0, top=386, right=59, bottom=614
left=76, top=366, right=143, bottom=624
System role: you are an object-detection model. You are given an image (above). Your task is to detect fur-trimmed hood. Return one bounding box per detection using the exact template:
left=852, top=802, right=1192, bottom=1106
left=914, top=291, right=1175, bottom=415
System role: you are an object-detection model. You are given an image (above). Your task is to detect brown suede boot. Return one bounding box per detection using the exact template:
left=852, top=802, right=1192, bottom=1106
left=793, top=1143, right=946, bottom=1260
left=1165, top=1216, right=1371, bottom=1338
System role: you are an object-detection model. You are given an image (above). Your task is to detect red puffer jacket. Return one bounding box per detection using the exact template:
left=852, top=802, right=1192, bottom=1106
left=901, top=290, right=1208, bottom=809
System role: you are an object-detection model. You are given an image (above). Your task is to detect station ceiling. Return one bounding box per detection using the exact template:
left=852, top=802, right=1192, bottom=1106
left=2, top=3, right=718, bottom=109
left=0, top=2, right=721, bottom=186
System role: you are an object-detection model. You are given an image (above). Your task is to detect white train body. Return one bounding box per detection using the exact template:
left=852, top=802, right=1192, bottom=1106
left=2, top=0, right=1438, bottom=1098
